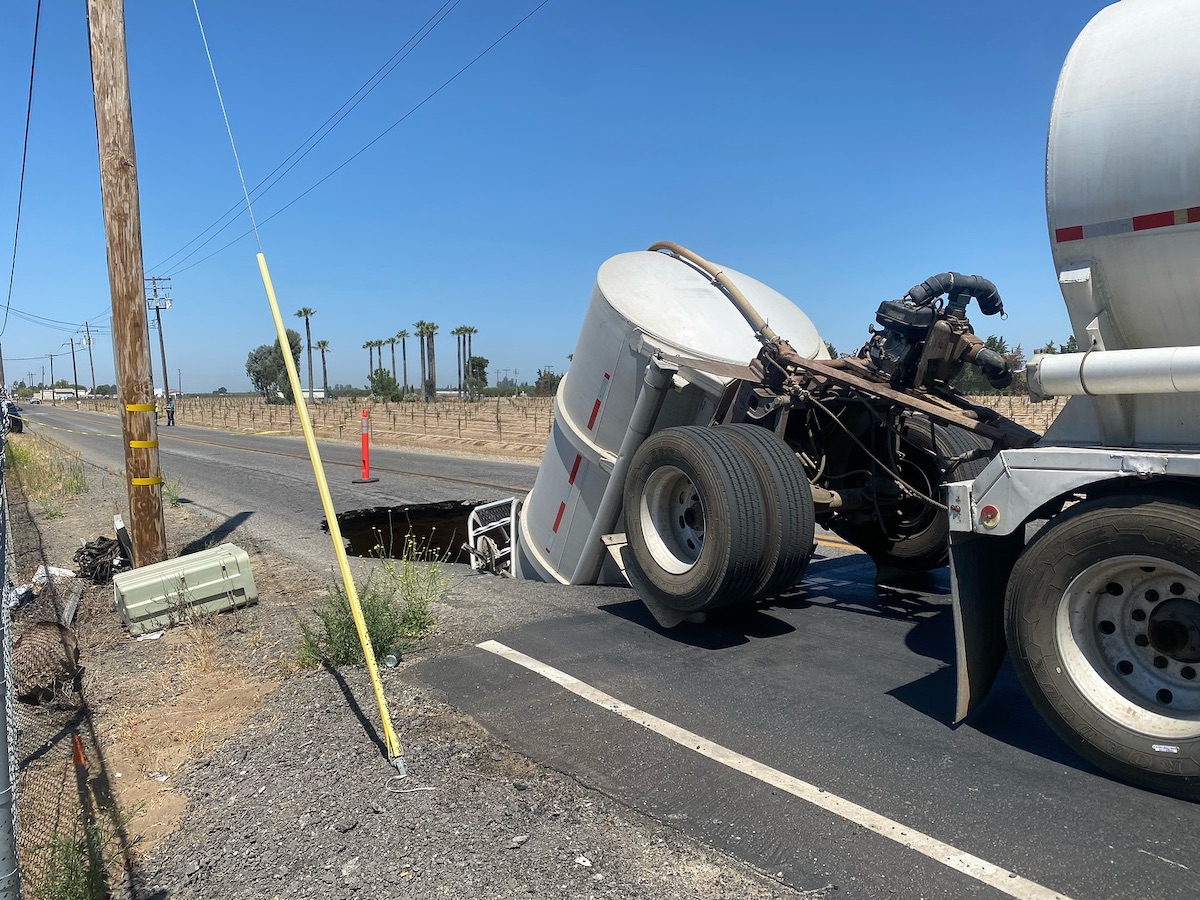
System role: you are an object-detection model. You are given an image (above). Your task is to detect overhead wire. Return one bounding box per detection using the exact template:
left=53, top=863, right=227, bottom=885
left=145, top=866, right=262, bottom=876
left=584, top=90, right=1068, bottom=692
left=151, top=0, right=464, bottom=273
left=2, top=0, right=44, bottom=339
left=169, top=0, right=554, bottom=276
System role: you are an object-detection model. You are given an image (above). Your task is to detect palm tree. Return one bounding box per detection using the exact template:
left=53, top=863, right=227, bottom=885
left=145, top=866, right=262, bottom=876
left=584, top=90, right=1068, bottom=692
left=452, top=326, right=466, bottom=397
left=425, top=322, right=439, bottom=402
left=413, top=321, right=430, bottom=402
left=372, top=339, right=386, bottom=381
left=314, top=340, right=330, bottom=399
left=464, top=325, right=477, bottom=373
left=388, top=335, right=397, bottom=382
left=363, top=340, right=374, bottom=384
left=396, top=329, right=410, bottom=396
left=294, top=307, right=317, bottom=402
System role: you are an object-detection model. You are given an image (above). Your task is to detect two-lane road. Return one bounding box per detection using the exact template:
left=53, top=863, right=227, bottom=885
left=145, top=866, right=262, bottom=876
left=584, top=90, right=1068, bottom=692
left=20, top=402, right=1200, bottom=899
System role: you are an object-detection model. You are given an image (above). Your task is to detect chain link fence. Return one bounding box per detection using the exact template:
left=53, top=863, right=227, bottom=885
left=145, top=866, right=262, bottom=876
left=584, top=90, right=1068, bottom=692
left=1, top=428, right=137, bottom=899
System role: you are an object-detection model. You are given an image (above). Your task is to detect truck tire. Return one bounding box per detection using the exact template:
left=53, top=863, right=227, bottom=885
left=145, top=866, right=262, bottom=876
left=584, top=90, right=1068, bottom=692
left=719, top=424, right=815, bottom=600
left=623, top=426, right=766, bottom=615
left=832, top=417, right=990, bottom=572
left=1006, top=493, right=1200, bottom=800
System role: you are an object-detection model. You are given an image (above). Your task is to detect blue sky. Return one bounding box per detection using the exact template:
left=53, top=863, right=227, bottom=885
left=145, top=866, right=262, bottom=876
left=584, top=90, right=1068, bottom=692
left=1, top=1, right=1114, bottom=393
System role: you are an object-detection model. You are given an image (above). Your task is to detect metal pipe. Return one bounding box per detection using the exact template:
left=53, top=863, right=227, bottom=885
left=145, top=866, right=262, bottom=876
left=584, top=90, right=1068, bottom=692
left=570, top=356, right=678, bottom=585
left=1029, top=346, right=1200, bottom=400
left=648, top=242, right=781, bottom=346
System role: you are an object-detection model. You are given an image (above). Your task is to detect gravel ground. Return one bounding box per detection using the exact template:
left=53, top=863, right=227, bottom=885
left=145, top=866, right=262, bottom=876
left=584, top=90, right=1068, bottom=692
left=7, top=432, right=812, bottom=900
left=130, top=670, right=803, bottom=900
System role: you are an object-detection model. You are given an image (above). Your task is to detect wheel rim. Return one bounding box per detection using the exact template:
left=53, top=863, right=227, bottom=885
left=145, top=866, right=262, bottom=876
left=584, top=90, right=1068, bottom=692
left=1056, top=554, right=1200, bottom=739
left=892, top=451, right=938, bottom=535
left=638, top=465, right=705, bottom=576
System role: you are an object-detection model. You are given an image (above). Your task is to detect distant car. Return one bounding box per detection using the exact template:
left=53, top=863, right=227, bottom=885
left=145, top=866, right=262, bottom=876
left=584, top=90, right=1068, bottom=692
left=27, top=397, right=41, bottom=404
left=3, top=400, right=23, bottom=434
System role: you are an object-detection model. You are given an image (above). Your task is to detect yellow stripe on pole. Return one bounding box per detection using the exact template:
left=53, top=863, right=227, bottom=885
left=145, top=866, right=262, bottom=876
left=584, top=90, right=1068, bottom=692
left=129, top=439, right=158, bottom=449
left=125, top=403, right=156, bottom=412
left=130, top=476, right=163, bottom=486
left=256, top=252, right=405, bottom=769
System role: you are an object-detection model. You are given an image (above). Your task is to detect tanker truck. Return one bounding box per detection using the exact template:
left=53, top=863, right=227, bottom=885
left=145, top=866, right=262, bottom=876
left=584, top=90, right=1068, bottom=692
left=466, top=0, right=1199, bottom=800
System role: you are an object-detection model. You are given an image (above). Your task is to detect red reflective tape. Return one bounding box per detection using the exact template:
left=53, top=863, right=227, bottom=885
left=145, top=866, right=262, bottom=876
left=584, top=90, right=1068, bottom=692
left=1188, top=207, right=1200, bottom=223
left=551, top=501, right=566, bottom=534
left=587, top=399, right=602, bottom=430
left=1055, top=225, right=1084, bottom=243
left=1132, top=210, right=1176, bottom=231
left=568, top=453, right=582, bottom=485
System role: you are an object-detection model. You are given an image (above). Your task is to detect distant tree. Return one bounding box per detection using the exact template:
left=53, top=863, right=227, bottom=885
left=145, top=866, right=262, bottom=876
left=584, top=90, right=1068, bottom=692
left=465, top=355, right=489, bottom=401
left=396, top=329, right=410, bottom=395
left=533, top=368, right=562, bottom=397
left=94, top=383, right=118, bottom=397
left=1036, top=339, right=1059, bottom=355
left=413, top=321, right=430, bottom=402
left=245, top=344, right=278, bottom=399
left=425, top=322, right=439, bottom=402
left=314, top=339, right=331, bottom=399
left=369, top=367, right=402, bottom=401
left=824, top=340, right=838, bottom=359
left=332, top=383, right=368, bottom=400
left=214, top=386, right=228, bottom=395
left=294, top=307, right=316, bottom=402
left=1059, top=334, right=1079, bottom=354
left=246, top=329, right=302, bottom=401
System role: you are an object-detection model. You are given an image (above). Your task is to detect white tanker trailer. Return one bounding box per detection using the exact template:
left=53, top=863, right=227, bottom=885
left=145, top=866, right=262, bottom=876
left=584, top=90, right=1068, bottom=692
left=468, top=0, right=1199, bottom=800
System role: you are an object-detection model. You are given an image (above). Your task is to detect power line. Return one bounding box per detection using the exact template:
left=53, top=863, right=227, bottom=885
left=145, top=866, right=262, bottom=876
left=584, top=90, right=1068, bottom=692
left=152, top=0, right=464, bottom=273
left=169, top=0, right=555, bottom=276
left=2, top=0, right=44, bottom=339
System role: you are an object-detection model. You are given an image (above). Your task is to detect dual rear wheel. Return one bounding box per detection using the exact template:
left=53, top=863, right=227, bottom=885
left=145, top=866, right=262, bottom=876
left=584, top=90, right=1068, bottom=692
left=622, top=425, right=814, bottom=616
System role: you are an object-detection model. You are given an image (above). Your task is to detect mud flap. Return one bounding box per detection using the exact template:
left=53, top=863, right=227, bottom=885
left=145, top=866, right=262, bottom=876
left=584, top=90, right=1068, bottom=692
left=949, top=529, right=1025, bottom=723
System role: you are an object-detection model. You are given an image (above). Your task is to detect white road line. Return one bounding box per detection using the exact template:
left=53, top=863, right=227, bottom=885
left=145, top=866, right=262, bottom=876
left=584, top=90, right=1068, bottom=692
left=478, top=639, right=1073, bottom=900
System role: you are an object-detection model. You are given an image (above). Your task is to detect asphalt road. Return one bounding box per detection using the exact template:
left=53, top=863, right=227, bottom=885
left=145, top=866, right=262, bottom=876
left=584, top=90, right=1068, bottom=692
left=22, top=403, right=1200, bottom=899
left=22, top=404, right=533, bottom=564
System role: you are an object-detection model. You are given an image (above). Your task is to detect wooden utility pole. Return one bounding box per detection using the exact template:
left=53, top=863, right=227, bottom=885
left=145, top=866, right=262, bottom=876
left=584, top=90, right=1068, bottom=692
left=69, top=338, right=80, bottom=399
left=86, top=0, right=167, bottom=566
left=147, top=275, right=171, bottom=399
left=84, top=322, right=97, bottom=396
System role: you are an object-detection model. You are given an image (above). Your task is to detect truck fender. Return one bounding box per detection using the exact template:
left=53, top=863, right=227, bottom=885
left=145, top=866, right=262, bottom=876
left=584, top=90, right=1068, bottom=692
left=948, top=529, right=1025, bottom=723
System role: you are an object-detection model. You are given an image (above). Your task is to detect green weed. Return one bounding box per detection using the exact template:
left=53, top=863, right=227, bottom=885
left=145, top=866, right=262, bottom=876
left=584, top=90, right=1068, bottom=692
left=29, top=807, right=130, bottom=900
left=298, top=534, right=443, bottom=668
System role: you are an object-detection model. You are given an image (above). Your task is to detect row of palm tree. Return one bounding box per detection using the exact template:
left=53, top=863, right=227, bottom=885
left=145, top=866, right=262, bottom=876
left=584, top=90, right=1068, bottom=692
left=292, top=308, right=481, bottom=402
left=362, top=322, right=477, bottom=402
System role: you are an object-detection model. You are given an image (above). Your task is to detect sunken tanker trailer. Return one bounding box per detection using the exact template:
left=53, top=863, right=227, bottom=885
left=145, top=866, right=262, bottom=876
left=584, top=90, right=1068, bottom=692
left=468, top=0, right=1200, bottom=800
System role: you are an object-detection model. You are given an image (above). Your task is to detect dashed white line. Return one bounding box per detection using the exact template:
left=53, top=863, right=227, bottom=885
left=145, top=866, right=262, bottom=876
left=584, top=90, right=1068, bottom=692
left=477, top=639, right=1073, bottom=900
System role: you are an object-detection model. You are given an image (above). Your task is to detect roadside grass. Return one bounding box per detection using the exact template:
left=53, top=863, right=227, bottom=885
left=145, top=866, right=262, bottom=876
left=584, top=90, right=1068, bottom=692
left=161, top=473, right=183, bottom=508
left=29, top=806, right=133, bottom=900
left=5, top=435, right=88, bottom=518
left=298, top=533, right=443, bottom=668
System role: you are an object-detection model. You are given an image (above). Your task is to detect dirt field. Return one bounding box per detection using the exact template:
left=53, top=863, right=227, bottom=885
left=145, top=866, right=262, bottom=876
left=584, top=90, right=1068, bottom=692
left=83, top=394, right=556, bottom=460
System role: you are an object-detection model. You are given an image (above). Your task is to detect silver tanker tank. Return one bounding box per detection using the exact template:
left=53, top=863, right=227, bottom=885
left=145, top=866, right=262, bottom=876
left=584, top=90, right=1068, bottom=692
left=1036, top=0, right=1200, bottom=447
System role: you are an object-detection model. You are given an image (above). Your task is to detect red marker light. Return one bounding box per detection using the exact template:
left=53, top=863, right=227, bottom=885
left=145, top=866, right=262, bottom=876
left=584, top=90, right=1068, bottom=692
left=979, top=504, right=1001, bottom=528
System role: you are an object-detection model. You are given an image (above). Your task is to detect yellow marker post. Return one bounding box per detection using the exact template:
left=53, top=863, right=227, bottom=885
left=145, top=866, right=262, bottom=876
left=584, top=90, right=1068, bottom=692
left=256, top=252, right=406, bottom=774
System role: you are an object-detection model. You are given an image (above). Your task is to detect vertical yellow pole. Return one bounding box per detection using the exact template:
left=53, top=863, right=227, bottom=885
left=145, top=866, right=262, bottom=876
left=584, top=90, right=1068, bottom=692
left=256, top=253, right=406, bottom=773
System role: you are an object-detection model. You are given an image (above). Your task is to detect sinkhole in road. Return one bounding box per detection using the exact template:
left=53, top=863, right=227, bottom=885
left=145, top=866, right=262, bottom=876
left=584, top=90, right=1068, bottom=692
left=326, top=500, right=485, bottom=563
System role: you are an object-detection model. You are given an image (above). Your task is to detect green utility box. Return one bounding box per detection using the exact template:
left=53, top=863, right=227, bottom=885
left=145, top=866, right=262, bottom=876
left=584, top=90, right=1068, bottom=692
left=113, top=543, right=258, bottom=636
